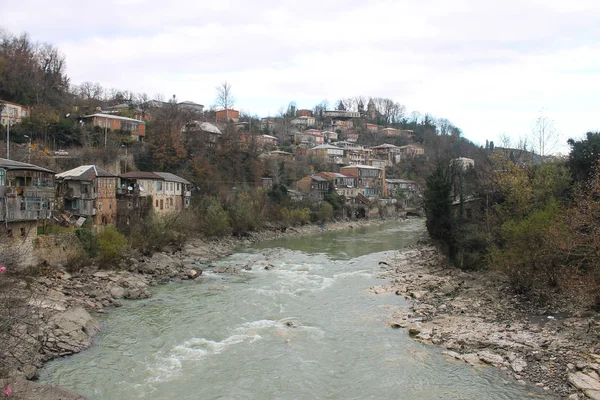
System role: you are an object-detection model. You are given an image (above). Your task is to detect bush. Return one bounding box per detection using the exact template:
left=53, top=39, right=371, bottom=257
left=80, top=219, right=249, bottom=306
left=318, top=202, right=334, bottom=221
left=202, top=197, right=231, bottom=237
left=129, top=210, right=197, bottom=254
left=97, top=226, right=128, bottom=267
left=279, top=207, right=310, bottom=226
left=75, top=228, right=98, bottom=257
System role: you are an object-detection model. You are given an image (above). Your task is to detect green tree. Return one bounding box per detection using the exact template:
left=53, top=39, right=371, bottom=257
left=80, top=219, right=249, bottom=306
left=568, top=132, right=600, bottom=182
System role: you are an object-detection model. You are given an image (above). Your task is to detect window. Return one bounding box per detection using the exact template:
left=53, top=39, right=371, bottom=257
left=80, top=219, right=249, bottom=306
left=156, top=181, right=163, bottom=191
left=20, top=228, right=25, bottom=237
left=98, top=201, right=103, bottom=211
left=170, top=198, right=173, bottom=206
left=0, top=168, right=5, bottom=186
left=177, top=183, right=180, bottom=191
left=160, top=199, right=164, bottom=210
left=155, top=199, right=159, bottom=208
left=109, top=180, right=113, bottom=188
left=109, top=201, right=113, bottom=210
left=20, top=201, right=25, bottom=211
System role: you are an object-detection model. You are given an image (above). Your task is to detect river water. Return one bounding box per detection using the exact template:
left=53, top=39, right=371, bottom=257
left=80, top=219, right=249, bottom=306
left=40, top=220, right=548, bottom=399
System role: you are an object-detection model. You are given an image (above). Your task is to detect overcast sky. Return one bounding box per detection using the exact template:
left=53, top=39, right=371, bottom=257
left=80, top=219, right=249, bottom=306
left=2, top=0, right=600, bottom=152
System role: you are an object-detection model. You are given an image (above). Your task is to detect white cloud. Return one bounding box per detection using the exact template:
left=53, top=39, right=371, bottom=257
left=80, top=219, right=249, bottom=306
left=1, top=0, right=599, bottom=151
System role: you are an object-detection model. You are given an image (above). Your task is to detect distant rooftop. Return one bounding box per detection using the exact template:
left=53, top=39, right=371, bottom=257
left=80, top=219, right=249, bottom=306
left=56, top=165, right=115, bottom=180
left=83, top=113, right=145, bottom=123
left=0, top=157, right=54, bottom=173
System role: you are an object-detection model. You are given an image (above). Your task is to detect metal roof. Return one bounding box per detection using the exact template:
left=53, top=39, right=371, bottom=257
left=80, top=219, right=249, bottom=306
left=0, top=158, right=54, bottom=173
left=154, top=172, right=190, bottom=184
left=311, top=144, right=343, bottom=150
left=82, top=113, right=145, bottom=123
left=56, top=165, right=116, bottom=180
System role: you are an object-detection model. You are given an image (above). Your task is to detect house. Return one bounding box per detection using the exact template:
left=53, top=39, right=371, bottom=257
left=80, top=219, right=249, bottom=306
left=296, top=175, right=329, bottom=200
left=386, top=178, right=419, bottom=207
left=55, top=165, right=118, bottom=226
left=290, top=116, right=316, bottom=128
left=0, top=158, right=55, bottom=238
left=452, top=157, right=475, bottom=170
left=368, top=159, right=387, bottom=169
left=258, top=134, right=278, bottom=147
left=263, top=150, right=294, bottom=161
left=381, top=127, right=400, bottom=136
left=316, top=172, right=360, bottom=197
left=182, top=121, right=222, bottom=148
left=216, top=109, right=240, bottom=123
left=346, top=132, right=359, bottom=143
left=82, top=113, right=146, bottom=141
left=398, top=144, right=425, bottom=159
left=371, top=143, right=402, bottom=166
left=178, top=101, right=204, bottom=113
left=340, top=165, right=386, bottom=198
left=323, top=131, right=338, bottom=142
left=296, top=109, right=313, bottom=117
left=294, top=129, right=324, bottom=146
left=118, top=171, right=191, bottom=214
left=308, top=144, right=344, bottom=164
left=0, top=100, right=29, bottom=126
left=364, top=123, right=381, bottom=132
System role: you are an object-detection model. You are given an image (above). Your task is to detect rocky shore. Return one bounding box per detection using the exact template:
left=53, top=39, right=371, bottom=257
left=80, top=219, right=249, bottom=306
left=1, top=218, right=390, bottom=399
left=372, top=242, right=600, bottom=400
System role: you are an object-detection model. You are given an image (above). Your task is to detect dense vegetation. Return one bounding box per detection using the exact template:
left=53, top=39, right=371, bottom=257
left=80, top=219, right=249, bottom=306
left=424, top=132, right=600, bottom=309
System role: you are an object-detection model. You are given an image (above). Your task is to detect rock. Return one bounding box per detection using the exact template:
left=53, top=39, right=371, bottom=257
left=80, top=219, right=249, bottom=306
left=208, top=285, right=230, bottom=290
left=109, top=286, right=126, bottom=299
left=47, top=307, right=99, bottom=350
left=21, top=364, right=38, bottom=380
left=407, top=323, right=421, bottom=335
left=568, top=371, right=600, bottom=400
left=442, top=350, right=463, bottom=360
left=93, top=271, right=109, bottom=278
left=126, top=289, right=151, bottom=299
left=462, top=353, right=482, bottom=366
left=410, top=291, right=427, bottom=300
left=511, top=357, right=527, bottom=373
left=187, top=269, right=201, bottom=279
left=263, top=264, right=276, bottom=270
left=478, top=351, right=505, bottom=366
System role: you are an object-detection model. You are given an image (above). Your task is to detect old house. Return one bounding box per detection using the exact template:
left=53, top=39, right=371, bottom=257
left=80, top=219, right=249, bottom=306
left=290, top=116, right=316, bottom=128
left=182, top=121, right=222, bottom=148
left=316, top=172, right=360, bottom=197
left=340, top=165, right=386, bottom=198
left=371, top=143, right=401, bottom=166
left=82, top=113, right=146, bottom=141
left=55, top=165, right=118, bottom=226
left=294, top=129, right=324, bottom=146
left=386, top=178, right=419, bottom=207
left=398, top=144, right=425, bottom=159
left=0, top=158, right=55, bottom=238
left=1, top=99, right=29, bottom=126
left=296, top=175, right=329, bottom=201
left=118, top=171, right=191, bottom=216
left=296, top=109, right=313, bottom=117
left=308, top=144, right=344, bottom=164
left=452, top=157, right=475, bottom=170
left=323, top=131, right=338, bottom=142
left=215, top=109, right=240, bottom=123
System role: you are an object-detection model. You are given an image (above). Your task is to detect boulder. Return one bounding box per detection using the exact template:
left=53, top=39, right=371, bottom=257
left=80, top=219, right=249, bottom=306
left=109, top=286, right=126, bottom=299
left=568, top=371, right=600, bottom=400
left=511, top=357, right=527, bottom=373
left=187, top=269, right=201, bottom=279
left=21, top=364, right=38, bottom=380
left=478, top=351, right=505, bottom=366
left=407, top=323, right=421, bottom=335
left=410, top=291, right=427, bottom=300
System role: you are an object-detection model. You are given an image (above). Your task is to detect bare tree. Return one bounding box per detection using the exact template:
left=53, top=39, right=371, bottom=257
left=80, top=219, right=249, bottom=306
left=531, top=113, right=560, bottom=157
left=215, top=81, right=235, bottom=110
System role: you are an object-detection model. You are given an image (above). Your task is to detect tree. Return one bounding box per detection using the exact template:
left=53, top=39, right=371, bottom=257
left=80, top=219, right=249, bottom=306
left=568, top=132, right=600, bottom=182
left=531, top=113, right=560, bottom=157
left=215, top=81, right=235, bottom=110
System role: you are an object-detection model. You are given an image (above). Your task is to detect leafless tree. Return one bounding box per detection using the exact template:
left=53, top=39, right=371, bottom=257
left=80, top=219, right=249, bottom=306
left=531, top=113, right=560, bottom=156
left=215, top=81, right=235, bottom=110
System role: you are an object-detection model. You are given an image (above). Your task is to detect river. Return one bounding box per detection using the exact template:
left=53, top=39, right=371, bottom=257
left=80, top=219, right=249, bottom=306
left=39, top=220, right=548, bottom=399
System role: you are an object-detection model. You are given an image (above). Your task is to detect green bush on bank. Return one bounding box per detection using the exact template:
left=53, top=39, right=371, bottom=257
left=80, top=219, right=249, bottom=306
left=97, top=226, right=128, bottom=267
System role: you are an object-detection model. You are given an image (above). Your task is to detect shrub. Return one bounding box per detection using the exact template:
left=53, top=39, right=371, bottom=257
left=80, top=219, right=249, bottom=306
left=97, top=226, right=128, bottom=267
left=75, top=228, right=98, bottom=257
left=202, top=197, right=231, bottom=237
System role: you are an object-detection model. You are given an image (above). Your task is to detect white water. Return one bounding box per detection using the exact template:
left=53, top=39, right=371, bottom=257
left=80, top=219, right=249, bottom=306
left=39, top=220, right=550, bottom=399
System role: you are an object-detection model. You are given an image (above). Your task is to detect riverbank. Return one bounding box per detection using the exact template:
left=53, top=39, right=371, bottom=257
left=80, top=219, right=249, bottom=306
left=1, top=217, right=400, bottom=399
left=373, top=241, right=600, bottom=400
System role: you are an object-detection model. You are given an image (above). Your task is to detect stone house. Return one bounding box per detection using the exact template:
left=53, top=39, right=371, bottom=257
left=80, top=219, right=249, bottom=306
left=55, top=165, right=118, bottom=226
left=308, top=144, right=344, bottom=164
left=1, top=99, right=29, bottom=126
